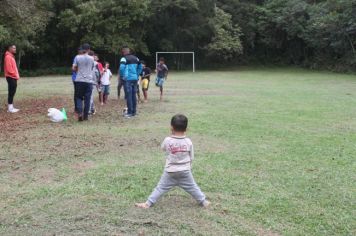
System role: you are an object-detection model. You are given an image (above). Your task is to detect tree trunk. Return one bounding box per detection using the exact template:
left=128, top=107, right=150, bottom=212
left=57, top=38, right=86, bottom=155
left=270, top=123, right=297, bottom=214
left=17, top=50, right=23, bottom=69
left=346, top=33, right=356, bottom=58
left=114, top=53, right=118, bottom=73
left=0, top=49, right=3, bottom=73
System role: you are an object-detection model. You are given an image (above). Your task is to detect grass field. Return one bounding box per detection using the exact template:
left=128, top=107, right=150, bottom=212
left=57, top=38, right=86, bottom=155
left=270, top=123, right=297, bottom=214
left=0, top=68, right=355, bottom=235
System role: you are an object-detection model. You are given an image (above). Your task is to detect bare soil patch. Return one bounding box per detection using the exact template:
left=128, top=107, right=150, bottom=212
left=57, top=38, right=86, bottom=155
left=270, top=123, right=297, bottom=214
left=0, top=96, right=72, bottom=135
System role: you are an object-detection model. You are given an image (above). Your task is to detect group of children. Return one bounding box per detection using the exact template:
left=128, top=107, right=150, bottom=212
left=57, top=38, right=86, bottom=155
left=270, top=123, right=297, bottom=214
left=71, top=44, right=113, bottom=119
left=73, top=46, right=169, bottom=120
left=119, top=57, right=169, bottom=104
left=73, top=45, right=209, bottom=208
left=137, top=58, right=168, bottom=102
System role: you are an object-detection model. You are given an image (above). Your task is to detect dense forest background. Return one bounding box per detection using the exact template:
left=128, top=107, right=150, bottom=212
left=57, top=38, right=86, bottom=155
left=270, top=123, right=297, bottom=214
left=0, top=0, right=355, bottom=73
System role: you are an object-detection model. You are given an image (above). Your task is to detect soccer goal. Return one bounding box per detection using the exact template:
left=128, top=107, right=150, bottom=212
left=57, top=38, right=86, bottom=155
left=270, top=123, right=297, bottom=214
left=155, top=51, right=195, bottom=72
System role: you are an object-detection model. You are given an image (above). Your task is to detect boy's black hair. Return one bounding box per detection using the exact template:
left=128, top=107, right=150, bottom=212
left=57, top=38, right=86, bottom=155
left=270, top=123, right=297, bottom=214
left=171, top=114, right=188, bottom=132
left=104, top=61, right=109, bottom=66
left=88, top=50, right=95, bottom=56
left=7, top=44, right=15, bottom=50
left=82, top=43, right=90, bottom=51
left=159, top=57, right=165, bottom=62
left=140, top=60, right=146, bottom=65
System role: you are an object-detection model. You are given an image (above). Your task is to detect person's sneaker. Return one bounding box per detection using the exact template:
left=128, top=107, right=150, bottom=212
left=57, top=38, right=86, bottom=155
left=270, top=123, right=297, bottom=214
left=135, top=202, right=150, bottom=209
left=7, top=108, right=19, bottom=113
left=124, top=113, right=132, bottom=118
left=202, top=200, right=211, bottom=208
left=122, top=107, right=128, bottom=115
left=78, top=116, right=84, bottom=122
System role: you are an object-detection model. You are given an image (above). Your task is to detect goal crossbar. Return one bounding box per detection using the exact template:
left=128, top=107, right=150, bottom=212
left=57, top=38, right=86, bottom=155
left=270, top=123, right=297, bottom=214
left=155, top=51, right=195, bottom=72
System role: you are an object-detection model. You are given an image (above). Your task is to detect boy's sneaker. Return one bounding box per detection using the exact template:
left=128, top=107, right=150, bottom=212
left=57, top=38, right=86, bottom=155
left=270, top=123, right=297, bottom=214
left=124, top=113, right=133, bottom=118
left=135, top=202, right=150, bottom=209
left=202, top=200, right=211, bottom=208
left=78, top=116, right=84, bottom=122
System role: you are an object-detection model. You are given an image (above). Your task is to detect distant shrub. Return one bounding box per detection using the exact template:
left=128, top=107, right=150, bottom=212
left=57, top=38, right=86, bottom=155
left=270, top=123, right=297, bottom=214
left=19, top=67, right=71, bottom=77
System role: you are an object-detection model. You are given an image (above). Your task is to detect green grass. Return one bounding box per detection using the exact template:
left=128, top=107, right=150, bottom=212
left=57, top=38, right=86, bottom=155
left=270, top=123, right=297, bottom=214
left=0, top=68, right=355, bottom=235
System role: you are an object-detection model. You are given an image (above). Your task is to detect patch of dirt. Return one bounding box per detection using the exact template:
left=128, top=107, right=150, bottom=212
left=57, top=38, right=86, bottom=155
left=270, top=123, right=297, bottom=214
left=36, top=168, right=56, bottom=184
left=0, top=96, right=72, bottom=135
left=257, top=228, right=281, bottom=236
left=122, top=195, right=232, bottom=235
left=72, top=160, right=96, bottom=174
left=6, top=166, right=56, bottom=185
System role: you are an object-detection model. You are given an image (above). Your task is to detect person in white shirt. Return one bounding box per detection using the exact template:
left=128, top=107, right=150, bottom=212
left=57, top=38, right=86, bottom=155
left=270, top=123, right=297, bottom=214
left=135, top=114, right=210, bottom=208
left=100, top=62, right=112, bottom=105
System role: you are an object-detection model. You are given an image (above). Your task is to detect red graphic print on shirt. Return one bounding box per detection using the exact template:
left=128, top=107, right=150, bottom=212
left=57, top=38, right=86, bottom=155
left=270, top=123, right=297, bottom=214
left=168, top=144, right=188, bottom=154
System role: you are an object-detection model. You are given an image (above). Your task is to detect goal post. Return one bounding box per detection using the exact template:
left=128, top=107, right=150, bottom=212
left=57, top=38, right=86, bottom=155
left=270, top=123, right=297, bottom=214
left=155, top=51, right=195, bottom=72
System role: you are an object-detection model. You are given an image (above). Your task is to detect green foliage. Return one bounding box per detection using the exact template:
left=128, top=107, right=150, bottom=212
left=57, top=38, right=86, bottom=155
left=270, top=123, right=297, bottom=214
left=0, top=0, right=355, bottom=71
left=56, top=0, right=150, bottom=53
left=0, top=0, right=51, bottom=51
left=205, top=7, right=243, bottom=60
left=305, top=0, right=356, bottom=68
left=147, top=0, right=216, bottom=52
left=20, top=67, right=70, bottom=77
left=0, top=25, right=10, bottom=45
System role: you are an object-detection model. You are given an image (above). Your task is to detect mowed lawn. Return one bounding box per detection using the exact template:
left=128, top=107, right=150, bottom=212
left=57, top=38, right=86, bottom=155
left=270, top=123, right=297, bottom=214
left=0, top=68, right=355, bottom=235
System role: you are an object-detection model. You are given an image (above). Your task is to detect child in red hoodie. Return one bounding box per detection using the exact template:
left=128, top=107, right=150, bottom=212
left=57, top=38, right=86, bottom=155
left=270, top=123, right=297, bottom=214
left=4, top=45, right=20, bottom=113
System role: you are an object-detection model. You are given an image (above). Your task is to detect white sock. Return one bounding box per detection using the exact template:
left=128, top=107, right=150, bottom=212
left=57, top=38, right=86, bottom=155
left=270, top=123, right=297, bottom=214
left=8, top=104, right=13, bottom=110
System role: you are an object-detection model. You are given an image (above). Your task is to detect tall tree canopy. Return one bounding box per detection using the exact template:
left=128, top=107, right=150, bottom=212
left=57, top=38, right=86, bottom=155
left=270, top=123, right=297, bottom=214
left=0, top=0, right=355, bottom=72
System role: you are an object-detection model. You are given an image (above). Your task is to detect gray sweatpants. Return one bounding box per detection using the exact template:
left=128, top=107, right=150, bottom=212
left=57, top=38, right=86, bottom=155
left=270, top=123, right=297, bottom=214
left=146, top=170, right=206, bottom=206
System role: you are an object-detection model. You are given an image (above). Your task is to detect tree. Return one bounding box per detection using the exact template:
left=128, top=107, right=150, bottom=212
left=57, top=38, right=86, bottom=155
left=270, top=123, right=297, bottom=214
left=305, top=0, right=356, bottom=68
left=37, top=0, right=150, bottom=68
left=0, top=0, right=51, bottom=69
left=205, top=7, right=243, bottom=60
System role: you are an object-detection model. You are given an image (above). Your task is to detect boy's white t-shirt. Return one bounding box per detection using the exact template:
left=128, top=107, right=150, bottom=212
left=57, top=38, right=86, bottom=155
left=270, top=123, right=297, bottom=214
left=101, top=69, right=112, bottom=85
left=161, top=136, right=194, bottom=172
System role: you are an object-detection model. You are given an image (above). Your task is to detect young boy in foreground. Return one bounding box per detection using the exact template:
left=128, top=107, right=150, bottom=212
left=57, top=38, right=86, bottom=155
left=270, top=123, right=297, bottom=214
left=135, top=114, right=210, bottom=208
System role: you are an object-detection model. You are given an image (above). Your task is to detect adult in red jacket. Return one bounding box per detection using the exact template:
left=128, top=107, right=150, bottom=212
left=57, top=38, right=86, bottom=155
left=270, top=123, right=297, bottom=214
left=4, top=45, right=20, bottom=113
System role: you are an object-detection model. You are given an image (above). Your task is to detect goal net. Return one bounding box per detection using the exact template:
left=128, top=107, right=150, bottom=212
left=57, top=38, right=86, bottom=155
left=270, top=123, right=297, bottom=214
left=155, top=52, right=195, bottom=72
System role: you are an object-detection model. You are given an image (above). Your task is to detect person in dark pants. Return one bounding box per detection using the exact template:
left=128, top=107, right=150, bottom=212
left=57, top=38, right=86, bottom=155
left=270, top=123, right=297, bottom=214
left=72, top=43, right=95, bottom=121
left=119, top=47, right=142, bottom=118
left=72, top=46, right=83, bottom=113
left=4, top=45, right=20, bottom=113
left=117, top=77, right=126, bottom=100
left=117, top=49, right=127, bottom=101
